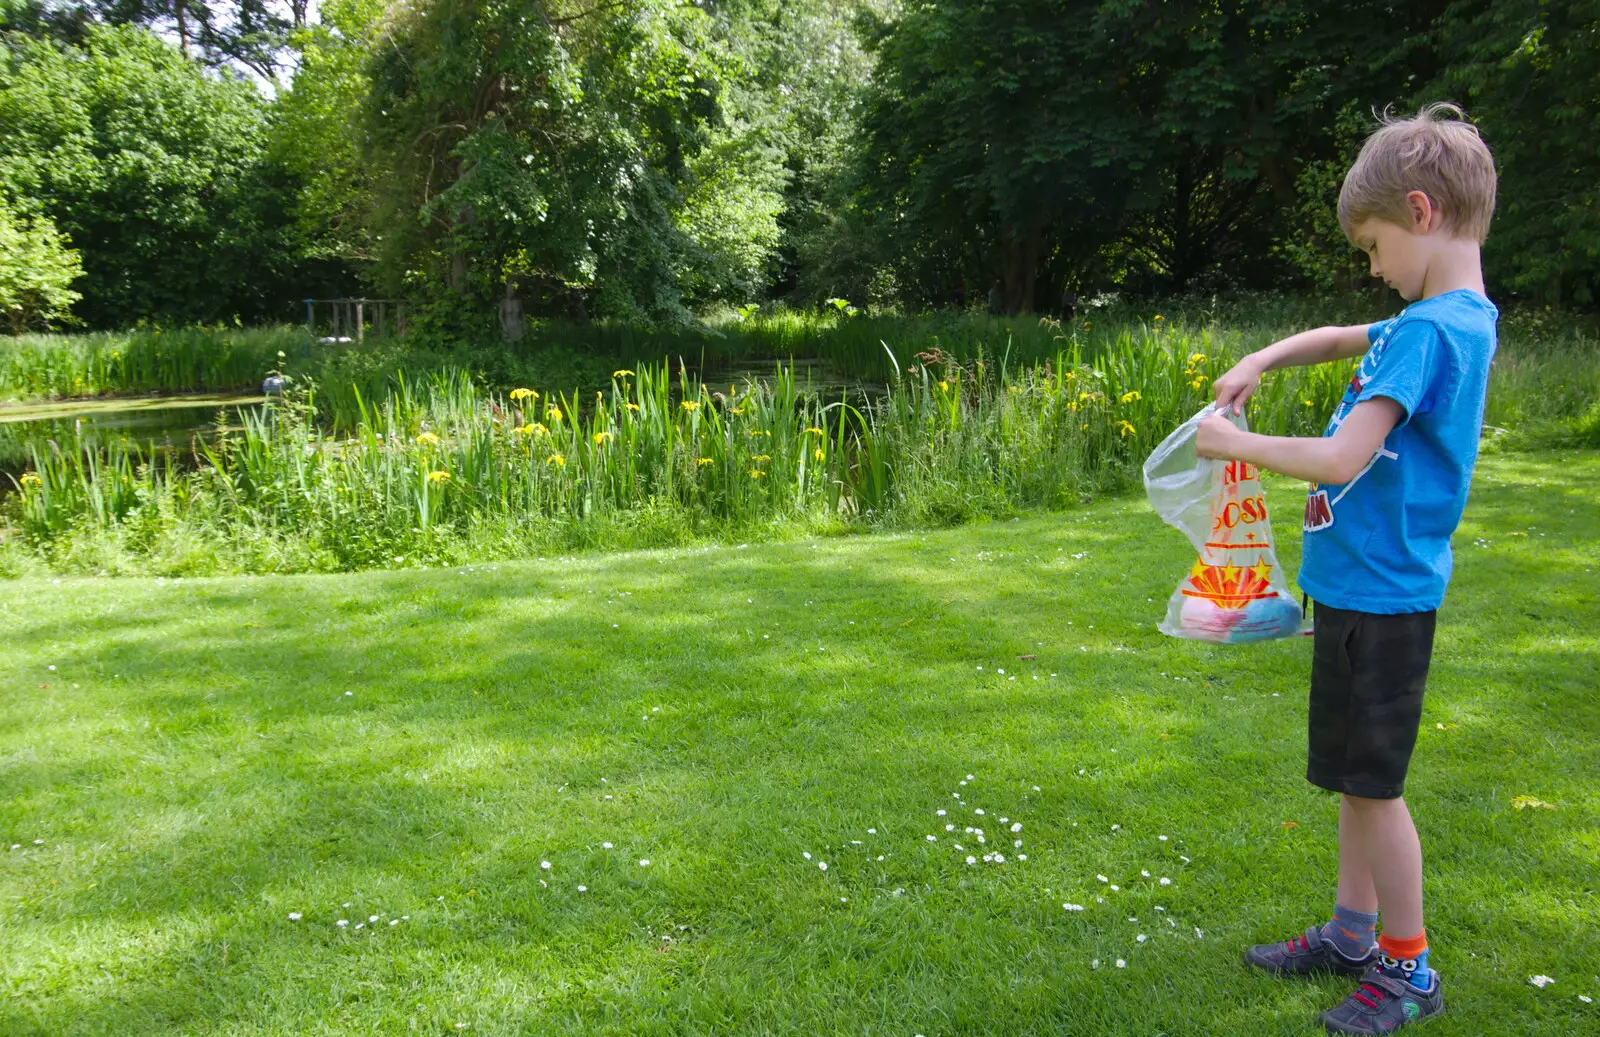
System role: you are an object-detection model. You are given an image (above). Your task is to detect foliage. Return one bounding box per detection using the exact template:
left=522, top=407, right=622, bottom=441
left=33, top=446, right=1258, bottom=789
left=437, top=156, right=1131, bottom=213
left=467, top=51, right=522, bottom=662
left=1429, top=0, right=1600, bottom=304
left=843, top=0, right=1444, bottom=312
left=0, top=197, right=82, bottom=334
left=264, top=0, right=382, bottom=278
left=0, top=24, right=302, bottom=326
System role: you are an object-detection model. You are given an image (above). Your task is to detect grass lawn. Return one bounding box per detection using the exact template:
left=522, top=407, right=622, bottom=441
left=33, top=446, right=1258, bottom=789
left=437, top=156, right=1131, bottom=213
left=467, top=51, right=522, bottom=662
left=2, top=450, right=1596, bottom=1036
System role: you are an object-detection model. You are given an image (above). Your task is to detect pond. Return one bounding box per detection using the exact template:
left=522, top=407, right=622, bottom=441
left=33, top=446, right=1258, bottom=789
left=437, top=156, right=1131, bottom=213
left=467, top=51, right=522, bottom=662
left=0, top=393, right=266, bottom=483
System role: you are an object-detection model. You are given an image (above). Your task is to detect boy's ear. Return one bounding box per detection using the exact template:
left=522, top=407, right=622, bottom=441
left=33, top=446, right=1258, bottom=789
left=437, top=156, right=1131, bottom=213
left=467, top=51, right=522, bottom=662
left=1406, top=190, right=1438, bottom=233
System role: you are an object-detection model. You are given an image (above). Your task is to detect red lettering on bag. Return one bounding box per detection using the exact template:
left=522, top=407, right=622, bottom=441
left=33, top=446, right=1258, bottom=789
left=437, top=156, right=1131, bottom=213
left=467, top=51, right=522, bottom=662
left=1222, top=461, right=1258, bottom=486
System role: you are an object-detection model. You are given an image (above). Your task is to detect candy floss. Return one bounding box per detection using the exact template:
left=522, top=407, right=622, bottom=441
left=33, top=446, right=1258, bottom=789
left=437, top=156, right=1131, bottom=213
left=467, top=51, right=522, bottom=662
left=1143, top=404, right=1304, bottom=643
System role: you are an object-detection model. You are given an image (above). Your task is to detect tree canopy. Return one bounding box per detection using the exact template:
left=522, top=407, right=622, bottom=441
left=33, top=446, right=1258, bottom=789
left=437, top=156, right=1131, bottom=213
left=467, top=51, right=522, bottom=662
left=0, top=0, right=1596, bottom=329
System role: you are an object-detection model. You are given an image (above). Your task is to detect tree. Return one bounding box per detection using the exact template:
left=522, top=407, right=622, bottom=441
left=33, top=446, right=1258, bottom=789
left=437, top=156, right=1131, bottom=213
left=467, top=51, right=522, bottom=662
left=846, top=0, right=1451, bottom=311
left=0, top=24, right=300, bottom=325
left=0, top=197, right=83, bottom=333
left=364, top=0, right=774, bottom=327
left=1429, top=0, right=1600, bottom=304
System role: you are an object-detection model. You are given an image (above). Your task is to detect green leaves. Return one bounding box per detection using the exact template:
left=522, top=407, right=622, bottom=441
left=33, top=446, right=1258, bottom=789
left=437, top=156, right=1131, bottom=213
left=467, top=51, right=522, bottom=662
left=0, top=197, right=83, bottom=334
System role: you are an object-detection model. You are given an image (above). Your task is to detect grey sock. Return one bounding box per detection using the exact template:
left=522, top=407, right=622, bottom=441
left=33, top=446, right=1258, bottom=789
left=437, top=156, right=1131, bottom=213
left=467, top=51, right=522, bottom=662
left=1321, top=904, right=1379, bottom=960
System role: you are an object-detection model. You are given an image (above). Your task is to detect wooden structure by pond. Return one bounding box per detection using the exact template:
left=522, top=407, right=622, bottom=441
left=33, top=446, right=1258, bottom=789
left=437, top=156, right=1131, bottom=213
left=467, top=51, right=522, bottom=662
left=303, top=298, right=407, bottom=342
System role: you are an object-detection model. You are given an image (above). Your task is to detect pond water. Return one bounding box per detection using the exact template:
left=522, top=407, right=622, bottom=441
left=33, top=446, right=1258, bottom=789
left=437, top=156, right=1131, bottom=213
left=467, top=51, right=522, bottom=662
left=0, top=393, right=265, bottom=479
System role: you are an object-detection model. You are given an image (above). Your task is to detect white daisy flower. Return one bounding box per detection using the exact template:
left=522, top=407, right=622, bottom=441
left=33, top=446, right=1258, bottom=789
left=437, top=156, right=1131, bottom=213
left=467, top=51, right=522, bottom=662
left=926, top=835, right=937, bottom=842
left=1158, top=835, right=1169, bottom=841
left=1110, top=885, right=1120, bottom=891
left=639, top=859, right=651, bottom=867
left=937, top=809, right=947, bottom=816
left=1014, top=839, right=1023, bottom=848
left=1097, top=875, right=1109, bottom=883
left=818, top=862, right=827, bottom=870
left=975, top=808, right=985, bottom=815
left=390, top=919, right=400, bottom=926
left=1091, top=958, right=1101, bottom=968
left=1578, top=994, right=1591, bottom=1003
left=993, top=854, right=1005, bottom=864
left=369, top=915, right=379, bottom=923
left=803, top=852, right=812, bottom=860
left=541, top=861, right=551, bottom=870
left=1531, top=975, right=1555, bottom=989
left=966, top=856, right=977, bottom=865
left=1195, top=928, right=1204, bottom=939
left=288, top=912, right=302, bottom=921
left=577, top=886, right=587, bottom=893
left=603, top=842, right=613, bottom=849
left=1017, top=854, right=1027, bottom=860
left=1159, top=877, right=1172, bottom=886
left=1010, top=822, right=1022, bottom=833
left=1136, top=934, right=1147, bottom=943
left=868, top=828, right=876, bottom=834
left=1064, top=903, right=1084, bottom=911
left=1115, top=959, right=1126, bottom=968
left=946, top=824, right=955, bottom=831
left=1179, top=855, right=1191, bottom=863
left=1141, top=869, right=1150, bottom=877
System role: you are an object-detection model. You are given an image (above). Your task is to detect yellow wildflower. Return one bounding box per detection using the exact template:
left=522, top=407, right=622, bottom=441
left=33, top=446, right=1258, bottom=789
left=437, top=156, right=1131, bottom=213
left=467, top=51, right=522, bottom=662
left=1120, top=390, right=1142, bottom=404
left=681, top=400, right=700, bottom=412
left=1191, top=376, right=1209, bottom=390
left=626, top=403, right=640, bottom=412
left=1304, top=399, right=1315, bottom=407
left=729, top=407, right=745, bottom=415
left=547, top=406, right=563, bottom=423
left=749, top=469, right=766, bottom=479
left=695, top=457, right=715, bottom=466
left=510, top=387, right=537, bottom=401
left=1117, top=420, right=1136, bottom=438
left=1189, top=353, right=1207, bottom=365
left=938, top=380, right=951, bottom=391
left=415, top=431, right=441, bottom=446
left=427, top=470, right=450, bottom=484
left=813, top=448, right=825, bottom=462
left=546, top=453, right=566, bottom=468
left=751, top=454, right=772, bottom=463
left=593, top=431, right=614, bottom=446
left=804, top=427, right=825, bottom=436
left=613, top=369, right=634, bottom=378
left=1153, top=314, right=1164, bottom=321
left=19, top=472, right=42, bottom=487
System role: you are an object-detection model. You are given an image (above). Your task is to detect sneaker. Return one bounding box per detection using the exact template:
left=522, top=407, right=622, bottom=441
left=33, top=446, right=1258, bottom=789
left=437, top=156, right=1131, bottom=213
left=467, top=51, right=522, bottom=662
left=1245, top=925, right=1375, bottom=977
left=1321, top=964, right=1444, bottom=1034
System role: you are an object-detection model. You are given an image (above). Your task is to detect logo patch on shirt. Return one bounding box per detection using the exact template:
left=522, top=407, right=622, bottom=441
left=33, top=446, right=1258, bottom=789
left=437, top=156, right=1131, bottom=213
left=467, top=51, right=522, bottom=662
left=1303, top=487, right=1334, bottom=532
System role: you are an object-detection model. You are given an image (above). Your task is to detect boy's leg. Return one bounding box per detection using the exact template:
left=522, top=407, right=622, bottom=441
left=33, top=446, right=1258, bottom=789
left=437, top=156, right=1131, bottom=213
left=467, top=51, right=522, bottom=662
left=1346, top=794, right=1424, bottom=941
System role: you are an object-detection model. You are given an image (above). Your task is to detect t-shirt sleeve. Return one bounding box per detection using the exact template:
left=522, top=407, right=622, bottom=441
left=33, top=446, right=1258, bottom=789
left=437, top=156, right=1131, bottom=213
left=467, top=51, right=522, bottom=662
left=1356, top=319, right=1444, bottom=424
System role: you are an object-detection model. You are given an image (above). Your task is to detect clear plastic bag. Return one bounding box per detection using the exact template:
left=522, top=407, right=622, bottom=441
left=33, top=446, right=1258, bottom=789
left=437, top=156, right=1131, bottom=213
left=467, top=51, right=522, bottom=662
left=1143, top=404, right=1304, bottom=643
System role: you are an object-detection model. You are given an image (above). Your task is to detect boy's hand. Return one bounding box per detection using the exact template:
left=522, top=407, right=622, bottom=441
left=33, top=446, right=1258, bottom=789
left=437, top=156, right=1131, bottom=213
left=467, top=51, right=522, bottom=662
left=1195, top=414, right=1238, bottom=459
left=1212, top=359, right=1263, bottom=416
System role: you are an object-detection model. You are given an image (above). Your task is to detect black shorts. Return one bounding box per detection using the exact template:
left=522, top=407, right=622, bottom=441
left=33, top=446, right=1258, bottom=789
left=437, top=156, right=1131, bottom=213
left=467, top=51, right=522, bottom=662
left=1307, top=601, right=1436, bottom=800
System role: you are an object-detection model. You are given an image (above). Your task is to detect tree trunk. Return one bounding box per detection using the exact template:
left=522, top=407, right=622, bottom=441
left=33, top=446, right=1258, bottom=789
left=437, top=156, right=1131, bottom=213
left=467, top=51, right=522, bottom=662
left=174, top=0, right=189, bottom=57
left=1001, top=220, right=1043, bottom=315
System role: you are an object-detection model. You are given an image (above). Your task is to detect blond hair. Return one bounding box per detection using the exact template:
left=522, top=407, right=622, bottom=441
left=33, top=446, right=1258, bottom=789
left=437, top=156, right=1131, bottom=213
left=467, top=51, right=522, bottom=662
left=1338, top=102, right=1497, bottom=243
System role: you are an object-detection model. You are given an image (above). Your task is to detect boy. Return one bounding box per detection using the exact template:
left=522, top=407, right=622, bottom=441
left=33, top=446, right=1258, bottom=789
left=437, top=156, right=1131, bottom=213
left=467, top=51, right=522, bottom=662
left=1195, top=103, right=1499, bottom=1033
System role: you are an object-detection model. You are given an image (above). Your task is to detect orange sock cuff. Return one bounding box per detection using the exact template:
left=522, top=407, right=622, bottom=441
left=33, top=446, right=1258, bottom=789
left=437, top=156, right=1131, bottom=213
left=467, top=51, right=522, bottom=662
left=1377, top=930, right=1429, bottom=961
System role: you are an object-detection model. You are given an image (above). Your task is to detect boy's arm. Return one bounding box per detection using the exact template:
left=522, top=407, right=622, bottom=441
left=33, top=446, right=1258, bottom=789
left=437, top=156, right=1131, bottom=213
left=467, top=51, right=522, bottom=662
left=1195, top=397, right=1404, bottom=485
left=1213, top=324, right=1375, bottom=415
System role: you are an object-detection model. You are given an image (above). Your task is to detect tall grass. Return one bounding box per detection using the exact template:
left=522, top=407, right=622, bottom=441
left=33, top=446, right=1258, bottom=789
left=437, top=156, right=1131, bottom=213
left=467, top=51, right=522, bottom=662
left=4, top=328, right=1351, bottom=574
left=0, top=327, right=310, bottom=399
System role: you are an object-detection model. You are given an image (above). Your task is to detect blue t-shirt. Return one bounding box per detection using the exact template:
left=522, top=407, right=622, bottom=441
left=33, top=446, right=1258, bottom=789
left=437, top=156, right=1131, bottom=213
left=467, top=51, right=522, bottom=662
left=1298, top=289, right=1499, bottom=613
